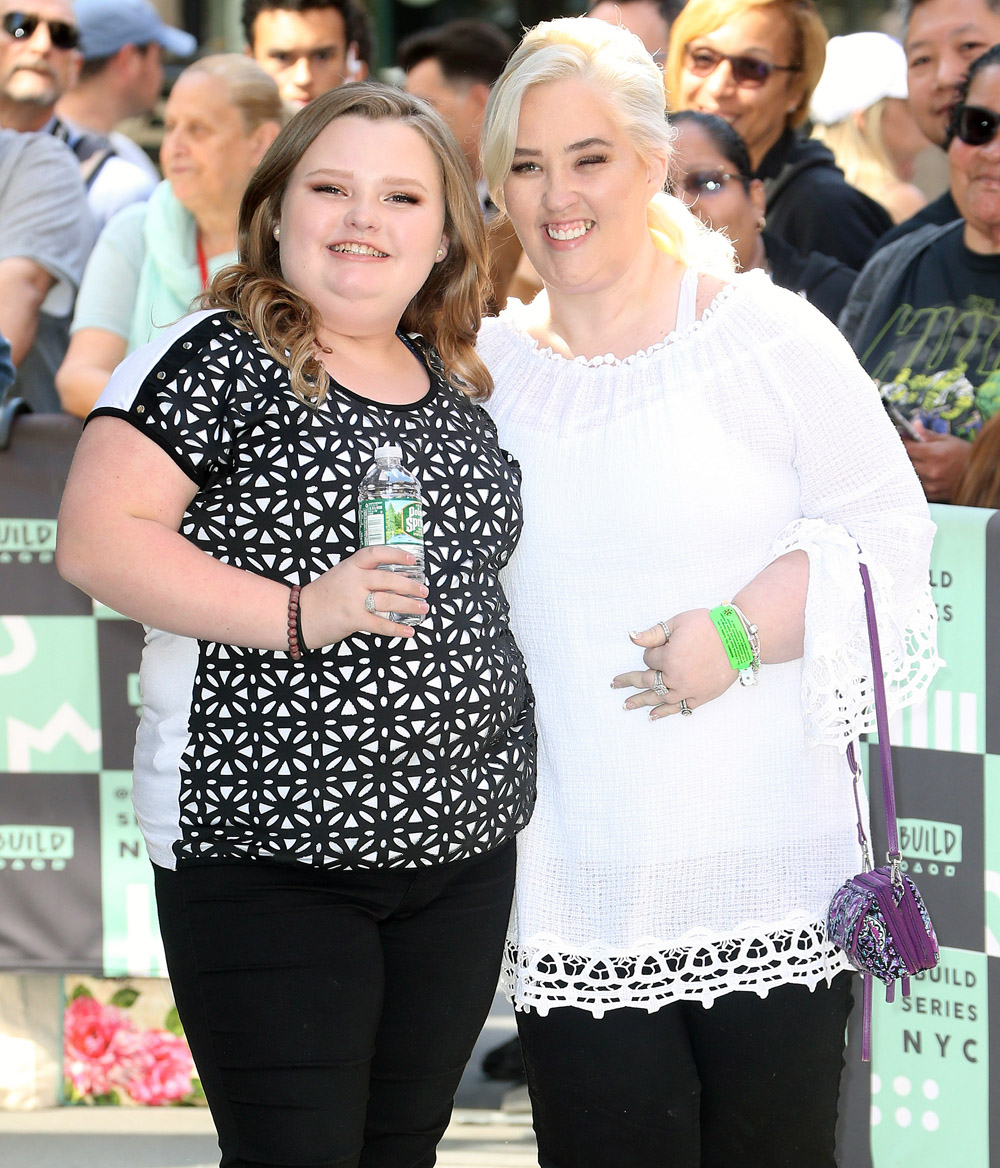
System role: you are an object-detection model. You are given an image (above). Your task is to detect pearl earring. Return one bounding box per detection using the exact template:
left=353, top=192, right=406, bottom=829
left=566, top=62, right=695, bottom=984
left=435, top=248, right=445, bottom=260
left=757, top=216, right=766, bottom=231
left=273, top=225, right=281, bottom=241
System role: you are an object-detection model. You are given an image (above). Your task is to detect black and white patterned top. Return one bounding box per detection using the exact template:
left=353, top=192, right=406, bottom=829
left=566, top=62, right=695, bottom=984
left=92, top=309, right=536, bottom=872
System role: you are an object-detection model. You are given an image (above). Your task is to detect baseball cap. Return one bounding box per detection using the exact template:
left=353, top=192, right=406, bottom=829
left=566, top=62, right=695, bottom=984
left=74, top=0, right=198, bottom=61
left=809, top=32, right=909, bottom=126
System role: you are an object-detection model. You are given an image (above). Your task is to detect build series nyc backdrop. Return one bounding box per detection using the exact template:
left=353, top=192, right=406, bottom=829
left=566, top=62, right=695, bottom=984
left=2, top=417, right=1000, bottom=1160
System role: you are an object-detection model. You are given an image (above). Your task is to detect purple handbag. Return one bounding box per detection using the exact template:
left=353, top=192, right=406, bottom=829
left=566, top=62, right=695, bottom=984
left=825, top=562, right=940, bottom=1061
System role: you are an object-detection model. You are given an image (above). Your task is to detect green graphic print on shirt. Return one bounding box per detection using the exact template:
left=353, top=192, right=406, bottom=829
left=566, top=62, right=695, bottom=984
left=865, top=296, right=1000, bottom=439
left=859, top=232, right=1000, bottom=440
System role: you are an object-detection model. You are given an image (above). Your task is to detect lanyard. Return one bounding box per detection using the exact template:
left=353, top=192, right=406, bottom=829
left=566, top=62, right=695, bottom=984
left=196, top=234, right=209, bottom=291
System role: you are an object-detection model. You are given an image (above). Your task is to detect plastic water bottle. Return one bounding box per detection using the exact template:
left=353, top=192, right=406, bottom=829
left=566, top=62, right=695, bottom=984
left=358, top=445, right=426, bottom=625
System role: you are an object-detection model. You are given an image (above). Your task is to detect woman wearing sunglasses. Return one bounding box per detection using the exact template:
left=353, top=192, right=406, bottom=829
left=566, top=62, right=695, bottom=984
left=669, top=109, right=856, bottom=321
left=664, top=0, right=892, bottom=270
left=841, top=44, right=1000, bottom=503
left=478, top=17, right=937, bottom=1167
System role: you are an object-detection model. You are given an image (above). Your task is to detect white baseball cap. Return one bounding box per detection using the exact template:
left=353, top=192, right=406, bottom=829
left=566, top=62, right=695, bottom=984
left=810, top=32, right=909, bottom=126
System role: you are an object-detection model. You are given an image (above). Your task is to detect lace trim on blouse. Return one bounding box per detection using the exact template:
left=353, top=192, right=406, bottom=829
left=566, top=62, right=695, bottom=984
left=502, top=918, right=851, bottom=1016
left=769, top=519, right=942, bottom=748
left=498, top=279, right=740, bottom=368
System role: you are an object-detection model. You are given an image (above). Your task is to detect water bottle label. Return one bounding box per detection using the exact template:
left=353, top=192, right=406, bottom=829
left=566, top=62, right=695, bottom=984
left=360, top=498, right=424, bottom=548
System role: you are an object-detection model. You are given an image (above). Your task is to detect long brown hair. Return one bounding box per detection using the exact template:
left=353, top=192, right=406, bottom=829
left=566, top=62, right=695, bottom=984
left=207, top=82, right=493, bottom=403
left=954, top=414, right=1000, bottom=508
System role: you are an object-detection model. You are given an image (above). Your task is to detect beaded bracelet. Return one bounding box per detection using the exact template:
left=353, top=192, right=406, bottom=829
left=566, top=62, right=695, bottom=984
left=287, top=584, right=305, bottom=660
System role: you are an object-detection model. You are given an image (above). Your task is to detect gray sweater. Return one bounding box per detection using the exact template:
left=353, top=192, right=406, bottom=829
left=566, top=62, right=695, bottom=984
left=837, top=221, right=964, bottom=351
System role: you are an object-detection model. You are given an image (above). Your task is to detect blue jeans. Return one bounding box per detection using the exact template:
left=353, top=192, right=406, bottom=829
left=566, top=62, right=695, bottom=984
left=154, top=840, right=515, bottom=1168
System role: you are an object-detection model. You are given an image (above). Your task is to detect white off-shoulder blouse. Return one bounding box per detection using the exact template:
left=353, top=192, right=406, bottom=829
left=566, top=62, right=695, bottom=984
left=478, top=267, right=940, bottom=1016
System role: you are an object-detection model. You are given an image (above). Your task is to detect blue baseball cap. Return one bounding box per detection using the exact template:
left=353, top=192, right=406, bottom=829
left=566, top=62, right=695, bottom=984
left=75, top=0, right=198, bottom=60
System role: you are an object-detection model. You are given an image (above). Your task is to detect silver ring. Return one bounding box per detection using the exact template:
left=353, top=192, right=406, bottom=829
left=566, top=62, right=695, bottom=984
left=658, top=620, right=671, bottom=642
left=679, top=698, right=693, bottom=717
left=365, top=591, right=377, bottom=615
left=652, top=670, right=669, bottom=697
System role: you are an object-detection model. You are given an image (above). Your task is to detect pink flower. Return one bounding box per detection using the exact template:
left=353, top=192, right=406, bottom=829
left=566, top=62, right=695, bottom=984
left=119, top=1029, right=195, bottom=1105
left=63, top=995, right=134, bottom=1098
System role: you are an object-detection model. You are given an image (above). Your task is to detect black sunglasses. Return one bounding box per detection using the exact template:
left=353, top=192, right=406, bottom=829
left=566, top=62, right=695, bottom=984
left=684, top=45, right=801, bottom=88
left=672, top=170, right=748, bottom=198
left=954, top=104, right=1000, bottom=147
left=1, top=11, right=79, bottom=50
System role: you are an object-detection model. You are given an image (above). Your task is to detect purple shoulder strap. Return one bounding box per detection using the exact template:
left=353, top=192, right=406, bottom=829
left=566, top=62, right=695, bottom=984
left=846, top=561, right=900, bottom=862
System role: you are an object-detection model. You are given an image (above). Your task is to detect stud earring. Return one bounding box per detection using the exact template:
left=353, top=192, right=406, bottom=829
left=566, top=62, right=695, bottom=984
left=757, top=216, right=766, bottom=231
left=435, top=248, right=445, bottom=260
left=273, top=225, right=281, bottom=241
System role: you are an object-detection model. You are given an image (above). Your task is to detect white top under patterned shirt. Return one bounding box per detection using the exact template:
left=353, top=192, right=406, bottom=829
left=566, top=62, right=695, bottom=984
left=477, top=266, right=940, bottom=1016
left=91, top=309, right=536, bottom=872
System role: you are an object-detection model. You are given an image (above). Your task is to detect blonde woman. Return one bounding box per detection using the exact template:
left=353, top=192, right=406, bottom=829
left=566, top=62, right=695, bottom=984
left=56, top=55, right=286, bottom=417
left=56, top=83, right=535, bottom=1168
left=665, top=0, right=893, bottom=268
left=810, top=32, right=929, bottom=224
left=478, top=17, right=938, bottom=1167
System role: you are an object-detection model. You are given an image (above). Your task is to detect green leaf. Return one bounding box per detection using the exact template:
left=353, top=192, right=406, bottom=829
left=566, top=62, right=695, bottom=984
left=108, top=987, right=140, bottom=1009
left=164, top=1005, right=185, bottom=1037
left=92, top=1091, right=121, bottom=1106
left=69, top=984, right=94, bottom=1001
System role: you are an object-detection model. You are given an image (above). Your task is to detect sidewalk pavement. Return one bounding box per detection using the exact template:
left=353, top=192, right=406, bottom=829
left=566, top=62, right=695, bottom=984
left=0, top=992, right=538, bottom=1168
left=0, top=1103, right=539, bottom=1168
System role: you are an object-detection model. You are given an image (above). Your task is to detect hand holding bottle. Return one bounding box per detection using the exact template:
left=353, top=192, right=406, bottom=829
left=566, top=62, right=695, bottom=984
left=299, top=546, right=429, bottom=645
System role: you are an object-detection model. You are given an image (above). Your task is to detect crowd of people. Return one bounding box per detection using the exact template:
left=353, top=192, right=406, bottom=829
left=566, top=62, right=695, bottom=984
left=4, top=0, right=1000, bottom=503
left=2, top=0, right=997, bottom=1163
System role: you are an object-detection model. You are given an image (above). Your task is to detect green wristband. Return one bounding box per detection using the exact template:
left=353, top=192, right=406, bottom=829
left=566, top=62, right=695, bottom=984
left=709, top=605, right=755, bottom=671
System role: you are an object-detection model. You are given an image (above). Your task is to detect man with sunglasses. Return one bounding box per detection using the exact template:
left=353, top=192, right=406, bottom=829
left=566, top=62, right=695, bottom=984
left=0, top=2, right=81, bottom=131
left=876, top=0, right=1000, bottom=250
left=841, top=44, right=1000, bottom=503
left=0, top=2, right=112, bottom=226
left=0, top=1, right=95, bottom=414
left=0, top=125, right=89, bottom=412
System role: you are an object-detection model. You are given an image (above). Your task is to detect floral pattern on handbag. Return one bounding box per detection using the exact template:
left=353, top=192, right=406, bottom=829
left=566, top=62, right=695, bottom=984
left=827, top=867, right=939, bottom=989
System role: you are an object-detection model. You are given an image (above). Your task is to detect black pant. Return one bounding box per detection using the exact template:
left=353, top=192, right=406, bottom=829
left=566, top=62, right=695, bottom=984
left=153, top=840, right=516, bottom=1168
left=517, top=970, right=854, bottom=1168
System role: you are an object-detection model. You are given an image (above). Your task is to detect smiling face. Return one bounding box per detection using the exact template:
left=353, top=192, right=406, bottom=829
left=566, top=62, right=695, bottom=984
left=905, top=0, right=1000, bottom=149
left=950, top=63, right=1000, bottom=252
left=675, top=6, right=804, bottom=170
left=501, top=77, right=664, bottom=297
left=160, top=72, right=274, bottom=222
left=670, top=121, right=765, bottom=270
left=277, top=115, right=449, bottom=334
left=0, top=0, right=80, bottom=125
